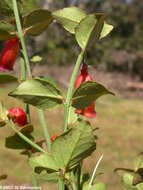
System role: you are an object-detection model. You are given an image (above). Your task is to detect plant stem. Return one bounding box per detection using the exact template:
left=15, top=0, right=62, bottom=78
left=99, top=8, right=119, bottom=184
left=25, top=103, right=31, bottom=123
left=76, top=164, right=81, bottom=190
left=38, top=109, right=51, bottom=152
left=31, top=173, right=39, bottom=187
left=63, top=51, right=84, bottom=131
left=58, top=178, right=65, bottom=190
left=12, top=0, right=32, bottom=78
left=20, top=55, right=26, bottom=82
left=71, top=171, right=78, bottom=190
left=7, top=121, right=46, bottom=153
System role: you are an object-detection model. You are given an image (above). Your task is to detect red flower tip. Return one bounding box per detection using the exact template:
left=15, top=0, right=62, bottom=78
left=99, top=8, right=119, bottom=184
left=74, top=64, right=96, bottom=119
left=50, top=134, right=59, bottom=142
left=8, top=107, right=27, bottom=127
left=0, top=37, right=19, bottom=71
left=75, top=102, right=96, bottom=119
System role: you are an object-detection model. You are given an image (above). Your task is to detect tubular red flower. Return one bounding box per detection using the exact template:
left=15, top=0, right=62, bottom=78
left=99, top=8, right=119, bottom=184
left=0, top=38, right=19, bottom=71
left=8, top=107, right=27, bottom=127
left=74, top=65, right=96, bottom=119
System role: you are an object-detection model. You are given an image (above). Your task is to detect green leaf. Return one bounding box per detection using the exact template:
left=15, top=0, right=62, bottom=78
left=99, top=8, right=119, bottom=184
left=68, top=106, right=78, bottom=125
left=5, top=133, right=34, bottom=150
left=51, top=120, right=96, bottom=170
left=19, top=124, right=33, bottom=134
left=0, top=0, right=22, bottom=17
left=39, top=76, right=57, bottom=87
left=0, top=21, right=16, bottom=41
left=34, top=171, right=58, bottom=183
left=0, top=0, right=14, bottom=16
left=83, top=182, right=106, bottom=190
left=30, top=55, right=42, bottom=63
left=29, top=153, right=59, bottom=173
left=23, top=9, right=53, bottom=35
left=8, top=78, right=63, bottom=110
left=75, top=14, right=105, bottom=50
left=29, top=120, right=96, bottom=172
left=100, top=22, right=113, bottom=39
left=0, top=74, right=18, bottom=84
left=134, top=153, right=143, bottom=171
left=90, top=182, right=106, bottom=190
left=53, top=7, right=86, bottom=34
left=123, top=173, right=138, bottom=190
left=72, top=81, right=114, bottom=109
left=133, top=168, right=143, bottom=186
left=136, top=183, right=143, bottom=190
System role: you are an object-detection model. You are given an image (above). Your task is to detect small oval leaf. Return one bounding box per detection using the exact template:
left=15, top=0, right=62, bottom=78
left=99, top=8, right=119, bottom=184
left=0, top=21, right=16, bottom=41
left=34, top=171, right=58, bottom=183
left=75, top=14, right=105, bottom=50
left=19, top=124, right=33, bottom=134
left=53, top=7, right=86, bottom=34
left=29, top=153, right=59, bottom=173
left=23, top=9, right=53, bottom=35
left=72, top=81, right=114, bottom=109
left=0, top=74, right=18, bottom=84
left=30, top=55, right=42, bottom=63
left=5, top=133, right=34, bottom=150
left=8, top=78, right=63, bottom=110
left=123, top=173, right=138, bottom=190
left=100, top=22, right=113, bottom=39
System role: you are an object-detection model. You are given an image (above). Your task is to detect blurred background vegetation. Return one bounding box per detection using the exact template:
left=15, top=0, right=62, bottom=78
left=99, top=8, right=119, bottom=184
left=21, top=0, right=143, bottom=80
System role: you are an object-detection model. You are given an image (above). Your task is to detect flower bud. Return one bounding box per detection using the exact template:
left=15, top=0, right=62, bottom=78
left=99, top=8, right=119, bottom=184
left=74, top=64, right=96, bottom=119
left=7, top=107, right=27, bottom=127
left=0, top=38, right=19, bottom=71
left=50, top=134, right=59, bottom=142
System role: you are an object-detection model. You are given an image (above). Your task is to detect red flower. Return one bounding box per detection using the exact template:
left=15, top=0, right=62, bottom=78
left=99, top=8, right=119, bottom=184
left=50, top=134, right=59, bottom=142
left=74, top=65, right=96, bottom=119
left=8, top=108, right=27, bottom=127
left=0, top=38, right=19, bottom=71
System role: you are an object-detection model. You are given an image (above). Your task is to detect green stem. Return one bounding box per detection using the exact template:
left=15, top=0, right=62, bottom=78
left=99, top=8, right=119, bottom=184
left=63, top=51, right=84, bottom=131
left=7, top=121, right=46, bottom=153
left=25, top=103, right=31, bottom=123
left=72, top=183, right=77, bottom=190
left=31, top=173, right=39, bottom=187
left=20, top=55, right=26, bottom=82
left=71, top=171, right=78, bottom=190
left=58, top=178, right=65, bottom=190
left=76, top=164, right=81, bottom=190
left=38, top=109, right=51, bottom=152
left=12, top=0, right=32, bottom=78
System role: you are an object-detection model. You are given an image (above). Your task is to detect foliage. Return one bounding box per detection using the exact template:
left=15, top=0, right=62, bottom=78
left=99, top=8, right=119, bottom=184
left=0, top=1, right=142, bottom=190
left=29, top=0, right=143, bottom=79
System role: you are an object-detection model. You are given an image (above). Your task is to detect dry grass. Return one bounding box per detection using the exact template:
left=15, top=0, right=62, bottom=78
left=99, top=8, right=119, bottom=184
left=0, top=82, right=143, bottom=190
